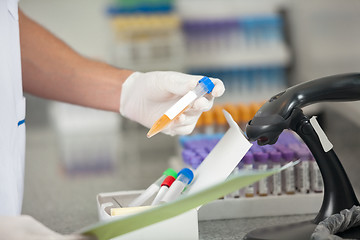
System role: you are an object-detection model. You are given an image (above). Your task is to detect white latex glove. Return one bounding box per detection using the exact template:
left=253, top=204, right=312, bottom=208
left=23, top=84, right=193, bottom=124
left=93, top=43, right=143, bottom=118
left=120, top=71, right=225, bottom=136
left=0, top=215, right=95, bottom=240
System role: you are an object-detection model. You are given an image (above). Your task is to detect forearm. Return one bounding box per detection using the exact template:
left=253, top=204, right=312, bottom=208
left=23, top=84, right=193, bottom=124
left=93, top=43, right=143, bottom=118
left=19, top=10, right=133, bottom=112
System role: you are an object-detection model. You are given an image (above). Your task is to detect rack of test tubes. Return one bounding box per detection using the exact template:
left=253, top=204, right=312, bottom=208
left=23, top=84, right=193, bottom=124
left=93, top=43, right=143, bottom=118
left=106, top=0, right=291, bottom=105
left=189, top=66, right=287, bottom=104
left=177, top=130, right=324, bottom=220
left=106, top=0, right=185, bottom=72
left=193, top=102, right=264, bottom=135
left=177, top=0, right=291, bottom=103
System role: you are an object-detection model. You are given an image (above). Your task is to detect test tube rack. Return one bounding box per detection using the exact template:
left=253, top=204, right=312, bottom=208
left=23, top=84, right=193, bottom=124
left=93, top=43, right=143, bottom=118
left=173, top=130, right=324, bottom=220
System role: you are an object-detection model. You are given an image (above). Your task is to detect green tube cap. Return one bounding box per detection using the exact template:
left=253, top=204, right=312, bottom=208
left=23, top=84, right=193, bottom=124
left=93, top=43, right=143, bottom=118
left=163, top=168, right=177, bottom=179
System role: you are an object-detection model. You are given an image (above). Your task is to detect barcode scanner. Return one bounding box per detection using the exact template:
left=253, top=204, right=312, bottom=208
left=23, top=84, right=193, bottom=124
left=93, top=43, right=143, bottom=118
left=244, top=74, right=360, bottom=240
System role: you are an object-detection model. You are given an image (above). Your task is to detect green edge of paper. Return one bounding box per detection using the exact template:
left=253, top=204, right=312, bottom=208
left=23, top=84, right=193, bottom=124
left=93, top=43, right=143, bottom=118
left=79, top=162, right=298, bottom=240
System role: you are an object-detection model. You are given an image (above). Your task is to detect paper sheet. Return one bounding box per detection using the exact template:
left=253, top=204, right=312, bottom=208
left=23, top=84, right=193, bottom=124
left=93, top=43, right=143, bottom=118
left=78, top=162, right=297, bottom=240
left=185, top=110, right=252, bottom=195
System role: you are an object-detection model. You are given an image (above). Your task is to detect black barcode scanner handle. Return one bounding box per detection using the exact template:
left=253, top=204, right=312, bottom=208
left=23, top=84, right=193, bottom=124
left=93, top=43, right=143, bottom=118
left=246, top=73, right=360, bottom=145
left=245, top=73, right=360, bottom=224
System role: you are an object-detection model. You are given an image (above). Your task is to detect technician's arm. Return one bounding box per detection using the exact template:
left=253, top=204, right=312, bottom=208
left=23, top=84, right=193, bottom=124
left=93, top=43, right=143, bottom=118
left=19, top=9, right=225, bottom=135
left=19, top=10, right=133, bottom=112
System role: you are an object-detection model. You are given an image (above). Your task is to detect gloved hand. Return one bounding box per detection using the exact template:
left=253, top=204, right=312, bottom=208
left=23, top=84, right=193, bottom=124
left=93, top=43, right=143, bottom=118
left=0, top=215, right=95, bottom=240
left=120, top=71, right=225, bottom=136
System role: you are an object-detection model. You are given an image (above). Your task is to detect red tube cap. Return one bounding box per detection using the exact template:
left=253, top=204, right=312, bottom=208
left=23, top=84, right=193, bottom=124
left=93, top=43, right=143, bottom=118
left=161, top=176, right=176, bottom=188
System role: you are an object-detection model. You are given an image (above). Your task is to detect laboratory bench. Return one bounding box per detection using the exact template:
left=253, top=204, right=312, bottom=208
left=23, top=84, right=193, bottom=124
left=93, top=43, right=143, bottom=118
left=22, top=108, right=360, bottom=239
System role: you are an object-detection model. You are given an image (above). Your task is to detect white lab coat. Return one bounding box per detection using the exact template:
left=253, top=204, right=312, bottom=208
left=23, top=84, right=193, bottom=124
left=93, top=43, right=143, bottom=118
left=0, top=0, right=26, bottom=215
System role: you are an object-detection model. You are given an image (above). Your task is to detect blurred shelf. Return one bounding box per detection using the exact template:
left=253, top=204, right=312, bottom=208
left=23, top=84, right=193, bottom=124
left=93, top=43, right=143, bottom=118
left=185, top=45, right=290, bottom=69
left=176, top=0, right=288, bottom=20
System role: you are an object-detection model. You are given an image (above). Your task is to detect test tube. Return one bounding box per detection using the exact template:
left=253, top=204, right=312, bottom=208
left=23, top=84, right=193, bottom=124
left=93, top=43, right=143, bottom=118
left=196, top=145, right=209, bottom=157
left=151, top=176, right=176, bottom=206
left=128, top=168, right=177, bottom=207
left=262, top=145, right=276, bottom=153
left=242, top=152, right=255, bottom=197
left=224, top=104, right=240, bottom=128
left=202, top=109, right=215, bottom=134
left=310, top=153, right=323, bottom=193
left=233, top=163, right=242, bottom=198
left=254, top=152, right=269, bottom=197
left=189, top=155, right=202, bottom=170
left=250, top=141, right=263, bottom=153
left=160, top=168, right=194, bottom=203
left=249, top=102, right=262, bottom=119
left=213, top=105, right=227, bottom=133
left=295, top=149, right=311, bottom=194
left=288, top=143, right=302, bottom=151
left=281, top=149, right=296, bottom=195
left=274, top=143, right=287, bottom=152
left=237, top=69, right=248, bottom=102
left=147, top=77, right=215, bottom=138
left=181, top=149, right=196, bottom=167
left=269, top=151, right=282, bottom=195
left=238, top=103, right=251, bottom=130
left=193, top=113, right=204, bottom=134
left=243, top=17, right=255, bottom=48
left=225, top=163, right=241, bottom=199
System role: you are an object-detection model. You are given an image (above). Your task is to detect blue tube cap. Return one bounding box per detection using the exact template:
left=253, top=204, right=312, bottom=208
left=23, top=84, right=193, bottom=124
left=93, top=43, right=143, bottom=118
left=199, top=76, right=215, bottom=94
left=178, top=168, right=194, bottom=184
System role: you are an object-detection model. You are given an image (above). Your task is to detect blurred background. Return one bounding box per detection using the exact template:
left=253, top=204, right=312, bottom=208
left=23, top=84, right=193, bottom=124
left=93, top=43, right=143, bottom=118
left=20, top=0, right=360, bottom=127
left=19, top=0, right=360, bottom=237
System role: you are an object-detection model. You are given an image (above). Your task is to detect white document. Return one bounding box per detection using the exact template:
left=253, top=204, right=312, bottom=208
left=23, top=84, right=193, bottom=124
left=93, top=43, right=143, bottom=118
left=185, top=110, right=253, bottom=195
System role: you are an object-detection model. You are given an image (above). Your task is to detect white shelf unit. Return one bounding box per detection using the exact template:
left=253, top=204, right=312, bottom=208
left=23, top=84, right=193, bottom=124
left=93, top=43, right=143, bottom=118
left=175, top=0, right=289, bottom=20
left=186, top=45, right=290, bottom=69
left=176, top=0, right=292, bottom=103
